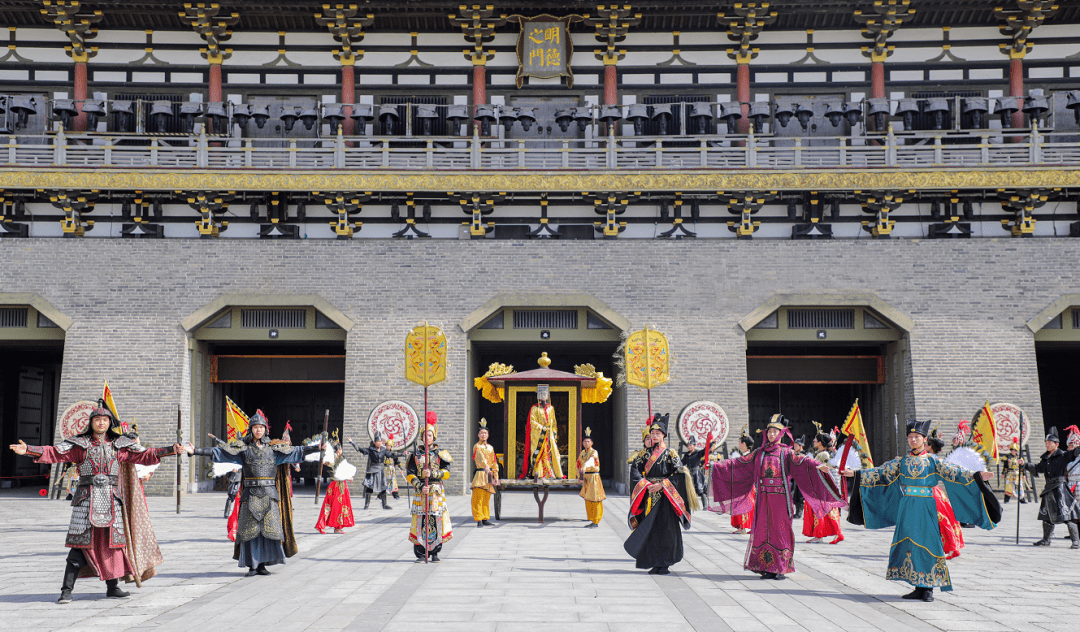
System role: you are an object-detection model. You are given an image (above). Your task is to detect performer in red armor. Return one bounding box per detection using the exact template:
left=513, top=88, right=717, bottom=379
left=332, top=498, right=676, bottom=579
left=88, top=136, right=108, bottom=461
left=9, top=401, right=181, bottom=604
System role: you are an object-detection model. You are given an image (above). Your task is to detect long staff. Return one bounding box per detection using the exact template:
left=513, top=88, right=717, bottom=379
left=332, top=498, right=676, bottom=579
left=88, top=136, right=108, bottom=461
left=422, top=385, right=431, bottom=563
left=315, top=409, right=329, bottom=504
left=175, top=406, right=182, bottom=514
left=1016, top=412, right=1023, bottom=545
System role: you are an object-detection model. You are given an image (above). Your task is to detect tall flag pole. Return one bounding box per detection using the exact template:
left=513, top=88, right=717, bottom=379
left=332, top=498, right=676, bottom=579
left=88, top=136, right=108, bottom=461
left=405, top=322, right=447, bottom=563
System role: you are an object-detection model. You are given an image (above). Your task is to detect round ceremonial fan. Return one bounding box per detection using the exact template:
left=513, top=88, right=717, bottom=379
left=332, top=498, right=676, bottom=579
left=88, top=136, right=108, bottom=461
left=58, top=400, right=98, bottom=440
left=676, top=401, right=729, bottom=451
left=988, top=402, right=1029, bottom=452
left=367, top=400, right=420, bottom=448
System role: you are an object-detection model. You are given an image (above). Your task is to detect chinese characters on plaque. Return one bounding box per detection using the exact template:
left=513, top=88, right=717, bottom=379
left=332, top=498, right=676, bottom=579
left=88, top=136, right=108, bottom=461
left=515, top=17, right=576, bottom=88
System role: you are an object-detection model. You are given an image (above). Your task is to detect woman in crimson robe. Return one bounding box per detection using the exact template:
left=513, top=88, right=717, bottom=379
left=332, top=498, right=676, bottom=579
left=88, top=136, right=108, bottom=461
left=927, top=432, right=964, bottom=558
left=712, top=414, right=847, bottom=580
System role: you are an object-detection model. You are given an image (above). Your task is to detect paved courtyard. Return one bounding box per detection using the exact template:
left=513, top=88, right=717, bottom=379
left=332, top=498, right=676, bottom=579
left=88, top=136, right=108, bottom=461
left=0, top=486, right=1074, bottom=632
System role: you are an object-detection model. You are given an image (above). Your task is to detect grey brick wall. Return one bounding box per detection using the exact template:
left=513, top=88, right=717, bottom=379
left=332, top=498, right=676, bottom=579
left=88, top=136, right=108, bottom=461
left=3, top=237, right=1074, bottom=495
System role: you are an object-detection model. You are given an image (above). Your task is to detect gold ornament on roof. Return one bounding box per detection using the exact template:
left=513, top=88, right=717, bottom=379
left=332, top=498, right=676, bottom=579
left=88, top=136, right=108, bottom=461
left=484, top=362, right=514, bottom=377
left=574, top=363, right=598, bottom=378
left=538, top=352, right=552, bottom=368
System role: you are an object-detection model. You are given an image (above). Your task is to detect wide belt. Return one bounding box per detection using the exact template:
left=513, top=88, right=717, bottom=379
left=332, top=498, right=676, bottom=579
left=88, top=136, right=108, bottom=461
left=78, top=474, right=118, bottom=487
left=760, top=476, right=786, bottom=493
left=243, top=477, right=276, bottom=488
left=1047, top=476, right=1067, bottom=487
left=901, top=485, right=933, bottom=497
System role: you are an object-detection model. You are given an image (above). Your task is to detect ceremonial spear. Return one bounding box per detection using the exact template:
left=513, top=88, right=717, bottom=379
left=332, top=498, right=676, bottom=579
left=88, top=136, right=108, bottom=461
left=176, top=405, right=182, bottom=514
left=1017, top=412, right=1024, bottom=545
left=405, top=322, right=447, bottom=563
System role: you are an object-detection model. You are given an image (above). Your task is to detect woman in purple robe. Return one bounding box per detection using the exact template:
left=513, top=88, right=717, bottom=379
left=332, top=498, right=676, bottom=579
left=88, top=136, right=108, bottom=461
left=712, top=414, right=847, bottom=579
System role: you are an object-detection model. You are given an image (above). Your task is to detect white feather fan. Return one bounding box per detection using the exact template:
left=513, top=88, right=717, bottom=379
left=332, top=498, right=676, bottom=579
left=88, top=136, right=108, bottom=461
left=945, top=446, right=987, bottom=472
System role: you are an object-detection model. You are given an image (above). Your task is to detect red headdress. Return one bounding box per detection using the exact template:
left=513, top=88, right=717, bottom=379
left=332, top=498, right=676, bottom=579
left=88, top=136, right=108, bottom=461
left=953, top=419, right=970, bottom=447
left=425, top=411, right=438, bottom=439
left=1065, top=425, right=1080, bottom=450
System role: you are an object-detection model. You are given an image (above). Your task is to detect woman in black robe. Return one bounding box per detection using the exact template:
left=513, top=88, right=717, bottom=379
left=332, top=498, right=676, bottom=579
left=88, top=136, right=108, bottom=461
left=624, top=413, right=698, bottom=575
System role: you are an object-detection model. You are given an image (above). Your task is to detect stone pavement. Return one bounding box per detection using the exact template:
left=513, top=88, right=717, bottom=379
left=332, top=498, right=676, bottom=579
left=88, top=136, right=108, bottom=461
left=0, top=487, right=1075, bottom=632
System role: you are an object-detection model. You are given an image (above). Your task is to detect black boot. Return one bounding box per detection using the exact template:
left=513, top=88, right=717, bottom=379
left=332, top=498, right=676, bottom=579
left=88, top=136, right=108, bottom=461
left=380, top=491, right=391, bottom=510
left=363, top=491, right=371, bottom=510
left=921, top=587, right=934, bottom=602
left=256, top=563, right=271, bottom=576
left=1068, top=522, right=1080, bottom=549
left=58, top=550, right=82, bottom=604
left=1003, top=496, right=1011, bottom=504
left=1033, top=521, right=1054, bottom=546
left=392, top=491, right=400, bottom=500
left=105, top=578, right=130, bottom=599
left=901, top=587, right=923, bottom=599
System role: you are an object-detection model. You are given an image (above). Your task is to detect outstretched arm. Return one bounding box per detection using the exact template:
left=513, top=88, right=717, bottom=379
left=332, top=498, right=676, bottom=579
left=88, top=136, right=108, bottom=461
left=10, top=440, right=82, bottom=464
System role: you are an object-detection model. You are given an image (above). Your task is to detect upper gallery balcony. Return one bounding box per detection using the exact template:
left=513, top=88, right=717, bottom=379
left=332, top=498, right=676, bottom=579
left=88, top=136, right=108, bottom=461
left=2, top=93, right=1079, bottom=194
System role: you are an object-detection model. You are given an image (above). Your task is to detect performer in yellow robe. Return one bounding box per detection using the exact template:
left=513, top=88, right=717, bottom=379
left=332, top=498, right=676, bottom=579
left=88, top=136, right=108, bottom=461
left=578, top=428, right=606, bottom=527
left=527, top=384, right=563, bottom=479
left=471, top=419, right=499, bottom=527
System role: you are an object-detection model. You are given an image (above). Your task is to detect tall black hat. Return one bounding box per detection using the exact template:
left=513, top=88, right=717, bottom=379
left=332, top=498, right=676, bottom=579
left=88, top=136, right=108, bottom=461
left=905, top=418, right=932, bottom=437
left=766, top=414, right=790, bottom=431
left=648, top=413, right=669, bottom=436
left=1046, top=425, right=1060, bottom=443
left=794, top=434, right=807, bottom=449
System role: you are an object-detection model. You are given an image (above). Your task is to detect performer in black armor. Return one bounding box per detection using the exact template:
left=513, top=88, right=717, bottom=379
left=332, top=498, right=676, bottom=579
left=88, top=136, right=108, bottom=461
left=679, top=435, right=708, bottom=501
left=1024, top=426, right=1080, bottom=549
left=9, top=400, right=181, bottom=603
left=186, top=410, right=319, bottom=575
left=624, top=413, right=698, bottom=575
left=348, top=432, right=394, bottom=510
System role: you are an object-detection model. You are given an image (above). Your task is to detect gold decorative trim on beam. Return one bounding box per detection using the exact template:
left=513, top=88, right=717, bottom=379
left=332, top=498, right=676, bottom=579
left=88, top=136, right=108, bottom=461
left=854, top=0, right=915, bottom=62
left=178, top=2, right=238, bottom=64
left=39, top=0, right=101, bottom=62
left=2, top=168, right=1080, bottom=194
left=718, top=2, right=776, bottom=64
left=996, top=1, right=1058, bottom=60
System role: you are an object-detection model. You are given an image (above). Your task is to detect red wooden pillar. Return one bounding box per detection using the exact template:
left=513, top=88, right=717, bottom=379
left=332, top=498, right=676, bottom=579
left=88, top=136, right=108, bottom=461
left=1009, top=57, right=1024, bottom=129
left=604, top=63, right=617, bottom=106
left=73, top=59, right=88, bottom=131
left=341, top=63, right=355, bottom=136
left=473, top=63, right=486, bottom=106
left=870, top=60, right=885, bottom=132
left=736, top=62, right=750, bottom=134
left=208, top=62, right=223, bottom=135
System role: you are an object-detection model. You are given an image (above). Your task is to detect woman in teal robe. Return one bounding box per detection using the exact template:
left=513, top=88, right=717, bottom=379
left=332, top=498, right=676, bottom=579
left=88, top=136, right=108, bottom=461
left=845, top=419, right=999, bottom=602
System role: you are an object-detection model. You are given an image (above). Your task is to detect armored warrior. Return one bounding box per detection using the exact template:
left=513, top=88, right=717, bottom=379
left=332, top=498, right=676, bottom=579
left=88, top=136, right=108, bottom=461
left=315, top=440, right=357, bottom=534
left=679, top=435, right=709, bottom=502
left=407, top=412, right=453, bottom=562
left=1001, top=440, right=1028, bottom=504
left=1066, top=425, right=1080, bottom=539
left=712, top=414, right=846, bottom=580
left=624, top=414, right=698, bottom=575
left=185, top=410, right=319, bottom=576
left=845, top=419, right=998, bottom=602
left=471, top=419, right=499, bottom=527
left=524, top=384, right=562, bottom=479
left=9, top=400, right=181, bottom=604
left=728, top=429, right=756, bottom=535
left=578, top=427, right=606, bottom=527
left=1023, top=426, right=1080, bottom=548
left=348, top=432, right=394, bottom=510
